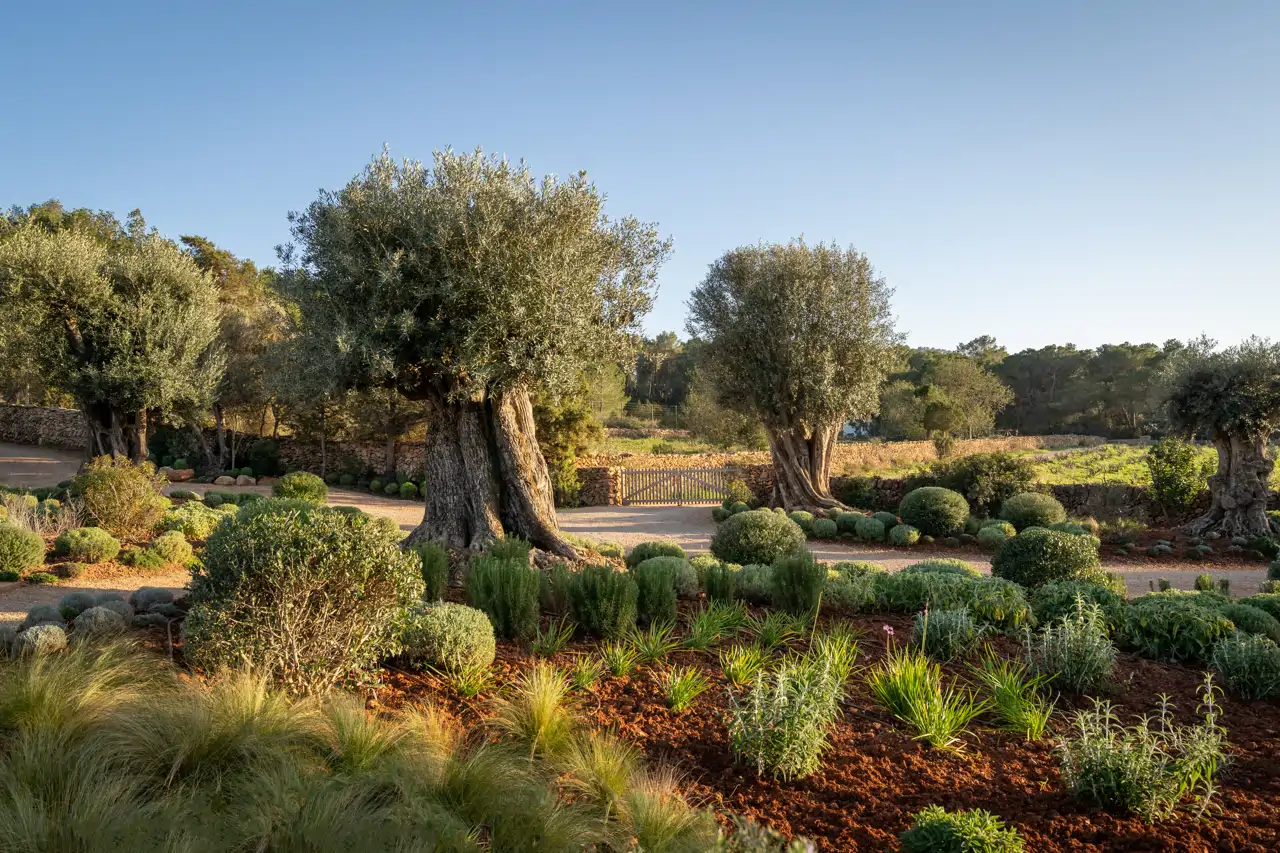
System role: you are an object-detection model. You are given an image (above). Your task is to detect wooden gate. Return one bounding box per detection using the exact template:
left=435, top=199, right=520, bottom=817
left=620, top=467, right=736, bottom=505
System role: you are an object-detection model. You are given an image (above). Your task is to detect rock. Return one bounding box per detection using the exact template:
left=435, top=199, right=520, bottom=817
left=235, top=474, right=256, bottom=486
left=214, top=476, right=236, bottom=486
left=159, top=466, right=195, bottom=483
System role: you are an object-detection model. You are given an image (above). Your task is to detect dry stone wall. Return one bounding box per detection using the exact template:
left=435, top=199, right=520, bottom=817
left=0, top=405, right=87, bottom=451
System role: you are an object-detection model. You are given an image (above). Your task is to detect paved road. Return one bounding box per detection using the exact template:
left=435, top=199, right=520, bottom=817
left=1, top=443, right=1269, bottom=625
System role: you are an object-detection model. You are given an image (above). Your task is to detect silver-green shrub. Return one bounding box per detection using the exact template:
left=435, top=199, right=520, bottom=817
left=1026, top=596, right=1116, bottom=693
left=1211, top=633, right=1280, bottom=699
left=398, top=602, right=496, bottom=673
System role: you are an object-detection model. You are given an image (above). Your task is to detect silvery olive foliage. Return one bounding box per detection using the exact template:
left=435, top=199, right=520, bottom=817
left=276, top=148, right=671, bottom=401
left=0, top=212, right=224, bottom=450
left=686, top=240, right=899, bottom=433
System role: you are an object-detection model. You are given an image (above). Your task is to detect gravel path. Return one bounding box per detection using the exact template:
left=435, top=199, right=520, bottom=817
left=1, top=443, right=1270, bottom=625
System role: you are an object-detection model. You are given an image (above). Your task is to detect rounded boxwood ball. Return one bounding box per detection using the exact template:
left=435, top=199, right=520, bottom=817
left=898, top=487, right=970, bottom=538
left=272, top=471, right=328, bottom=504
left=854, top=516, right=886, bottom=542
left=0, top=523, right=45, bottom=574
left=54, top=527, right=121, bottom=564
left=871, top=511, right=900, bottom=531
left=999, top=492, right=1066, bottom=531
left=787, top=511, right=815, bottom=533
left=811, top=518, right=839, bottom=540
left=710, top=509, right=806, bottom=566
left=888, top=524, right=921, bottom=546
left=398, top=602, right=496, bottom=672
left=992, top=527, right=1101, bottom=588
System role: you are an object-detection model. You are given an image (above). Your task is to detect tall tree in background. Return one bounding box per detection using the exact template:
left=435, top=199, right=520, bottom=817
left=0, top=207, right=223, bottom=460
left=278, top=149, right=669, bottom=555
left=920, top=355, right=1013, bottom=438
left=688, top=240, right=897, bottom=510
left=1166, top=337, right=1280, bottom=538
left=180, top=235, right=285, bottom=468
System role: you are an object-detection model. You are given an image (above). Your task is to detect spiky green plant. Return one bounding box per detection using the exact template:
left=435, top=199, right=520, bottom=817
left=570, top=656, right=605, bottom=692
left=630, top=621, right=680, bottom=665
left=600, top=641, right=640, bottom=677
left=866, top=647, right=988, bottom=751
left=718, top=645, right=767, bottom=690
left=656, top=666, right=711, bottom=712
left=532, top=616, right=576, bottom=658
left=969, top=648, right=1055, bottom=741
left=747, top=611, right=797, bottom=651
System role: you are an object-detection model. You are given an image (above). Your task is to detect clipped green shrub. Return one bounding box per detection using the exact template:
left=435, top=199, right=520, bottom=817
left=898, top=487, right=969, bottom=538
left=728, top=501, right=751, bottom=515
left=888, top=524, right=921, bottom=547
left=711, top=510, right=806, bottom=566
left=810, top=518, right=838, bottom=540
left=1031, top=580, right=1128, bottom=635
left=0, top=523, right=44, bottom=574
left=981, top=519, right=1017, bottom=535
left=184, top=504, right=423, bottom=694
left=415, top=542, right=449, bottom=602
left=963, top=515, right=982, bottom=535
left=769, top=551, right=825, bottom=614
left=161, top=502, right=225, bottom=540
left=54, top=562, right=85, bottom=580
left=876, top=571, right=971, bottom=613
left=465, top=554, right=540, bottom=641
left=147, top=531, right=192, bottom=565
left=70, top=456, right=168, bottom=539
left=903, top=558, right=981, bottom=578
left=1218, top=603, right=1280, bottom=644
left=835, top=511, right=864, bottom=535
left=725, top=479, right=753, bottom=506
left=26, top=571, right=60, bottom=585
left=399, top=482, right=418, bottom=500
left=736, top=563, right=774, bottom=604
left=383, top=482, right=400, bottom=496
left=272, top=471, right=328, bottom=503
left=1211, top=633, right=1280, bottom=699
left=398, top=602, right=496, bottom=672
left=833, top=560, right=886, bottom=578
left=908, top=452, right=1037, bottom=518
left=787, top=511, right=815, bottom=533
left=369, top=478, right=385, bottom=494
left=1123, top=594, right=1235, bottom=663
left=0, top=569, right=19, bottom=582
left=853, top=516, right=886, bottom=542
left=1241, top=593, right=1280, bottom=621
left=871, top=510, right=899, bottom=529
left=998, top=492, right=1066, bottom=531
left=976, top=525, right=1009, bottom=550
left=625, top=540, right=686, bottom=569
left=711, top=507, right=731, bottom=523
left=338, top=473, right=356, bottom=487
left=567, top=564, right=637, bottom=638
left=633, top=557, right=679, bottom=625
left=965, top=577, right=1033, bottom=631
left=702, top=561, right=740, bottom=603
left=53, top=528, right=120, bottom=564
left=991, top=528, right=1100, bottom=588
left=899, top=805, right=1025, bottom=853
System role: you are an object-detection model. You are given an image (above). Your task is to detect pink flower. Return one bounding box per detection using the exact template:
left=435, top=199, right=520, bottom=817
left=882, top=625, right=894, bottom=636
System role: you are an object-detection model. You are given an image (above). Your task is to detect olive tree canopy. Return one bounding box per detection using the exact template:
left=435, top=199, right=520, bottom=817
left=1167, top=337, right=1280, bottom=538
left=0, top=211, right=223, bottom=461
left=686, top=240, right=898, bottom=510
left=277, top=149, right=669, bottom=554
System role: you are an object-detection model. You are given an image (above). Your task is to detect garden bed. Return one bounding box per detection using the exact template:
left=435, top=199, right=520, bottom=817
left=340, top=605, right=1280, bottom=853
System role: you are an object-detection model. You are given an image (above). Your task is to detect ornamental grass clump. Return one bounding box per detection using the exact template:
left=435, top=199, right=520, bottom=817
left=1059, top=676, right=1227, bottom=821
left=1026, top=596, right=1117, bottom=694
left=866, top=641, right=988, bottom=751
left=656, top=666, right=710, bottom=712
left=970, top=648, right=1055, bottom=741
left=898, top=805, right=1026, bottom=853
left=718, top=644, right=766, bottom=689
left=725, top=651, right=845, bottom=780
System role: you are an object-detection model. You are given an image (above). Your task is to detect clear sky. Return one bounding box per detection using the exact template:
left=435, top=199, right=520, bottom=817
left=2, top=1, right=1276, bottom=353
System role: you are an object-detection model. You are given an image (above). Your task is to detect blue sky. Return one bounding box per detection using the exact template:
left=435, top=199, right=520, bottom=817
left=2, top=1, right=1276, bottom=352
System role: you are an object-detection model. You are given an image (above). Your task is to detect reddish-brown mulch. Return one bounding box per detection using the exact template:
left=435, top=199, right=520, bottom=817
left=372, top=608, right=1280, bottom=853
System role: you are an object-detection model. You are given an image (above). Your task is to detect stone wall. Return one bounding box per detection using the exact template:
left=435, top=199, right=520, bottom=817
left=577, top=434, right=1103, bottom=474
left=0, top=405, right=87, bottom=451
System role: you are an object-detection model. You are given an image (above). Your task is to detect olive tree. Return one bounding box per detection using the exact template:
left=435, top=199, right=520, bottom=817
left=0, top=211, right=223, bottom=460
left=686, top=240, right=898, bottom=510
left=277, top=150, right=669, bottom=555
left=1166, top=337, right=1280, bottom=537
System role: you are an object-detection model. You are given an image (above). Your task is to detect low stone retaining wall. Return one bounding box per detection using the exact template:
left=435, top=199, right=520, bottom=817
left=0, top=405, right=87, bottom=451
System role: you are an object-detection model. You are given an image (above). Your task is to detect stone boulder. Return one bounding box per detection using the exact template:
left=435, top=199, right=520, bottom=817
left=235, top=474, right=256, bottom=486
left=159, top=466, right=195, bottom=483
left=213, top=475, right=236, bottom=486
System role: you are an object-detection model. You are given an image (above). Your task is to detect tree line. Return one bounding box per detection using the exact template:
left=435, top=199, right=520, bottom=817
left=2, top=149, right=1277, bottom=545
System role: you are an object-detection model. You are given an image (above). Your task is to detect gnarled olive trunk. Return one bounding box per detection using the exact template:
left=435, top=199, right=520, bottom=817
left=407, top=386, right=575, bottom=558
left=766, top=422, right=843, bottom=512
left=83, top=404, right=146, bottom=463
left=1187, top=431, right=1274, bottom=538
